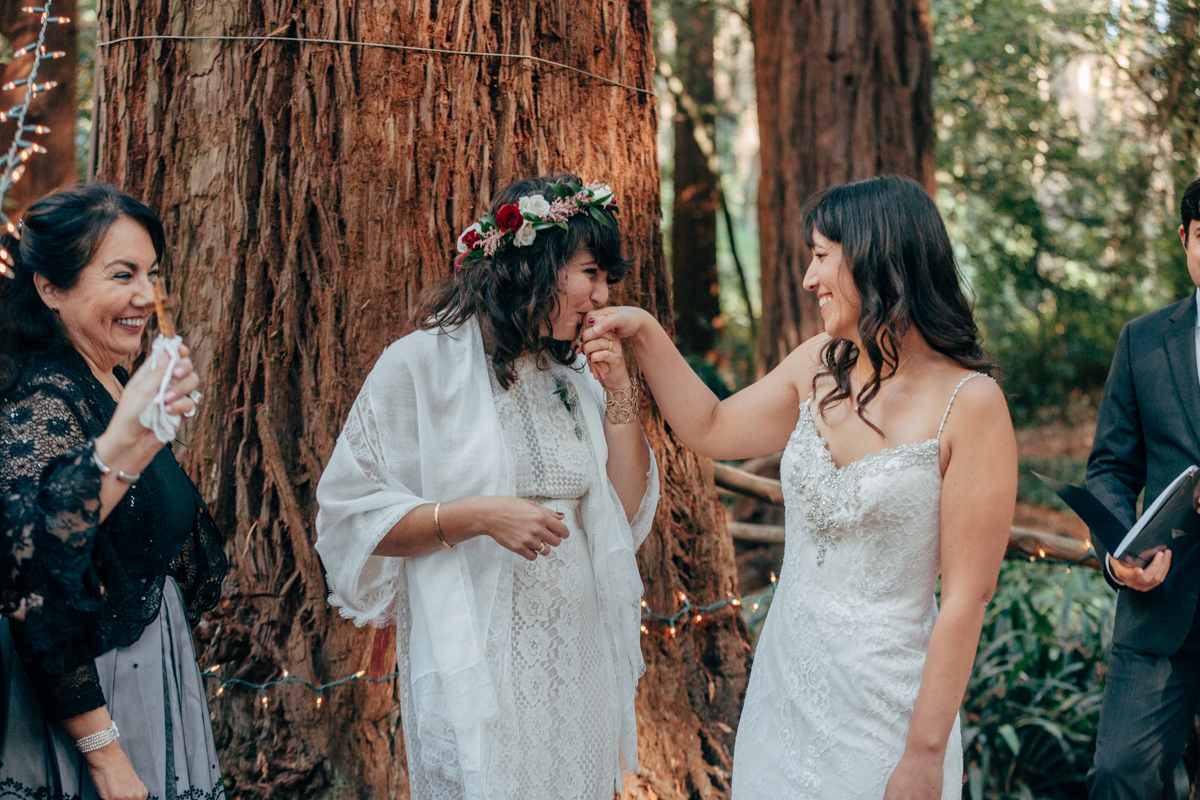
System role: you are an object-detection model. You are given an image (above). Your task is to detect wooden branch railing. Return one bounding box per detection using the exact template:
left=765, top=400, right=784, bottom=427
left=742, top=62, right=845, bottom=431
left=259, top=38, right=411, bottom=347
left=714, top=462, right=1100, bottom=570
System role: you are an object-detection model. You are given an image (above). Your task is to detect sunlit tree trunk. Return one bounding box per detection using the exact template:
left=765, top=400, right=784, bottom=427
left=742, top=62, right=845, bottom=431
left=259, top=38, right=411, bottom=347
left=93, top=1, right=748, bottom=797
left=752, top=0, right=934, bottom=369
left=670, top=0, right=721, bottom=357
left=0, top=0, right=76, bottom=217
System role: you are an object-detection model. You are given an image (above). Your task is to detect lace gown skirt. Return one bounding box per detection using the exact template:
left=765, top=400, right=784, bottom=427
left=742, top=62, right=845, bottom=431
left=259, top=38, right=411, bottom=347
left=0, top=577, right=225, bottom=800
left=508, top=496, right=620, bottom=800
left=731, top=395, right=970, bottom=800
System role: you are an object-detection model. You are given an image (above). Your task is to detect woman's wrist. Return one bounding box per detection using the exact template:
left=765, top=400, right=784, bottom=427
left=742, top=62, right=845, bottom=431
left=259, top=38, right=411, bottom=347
left=94, top=429, right=154, bottom=477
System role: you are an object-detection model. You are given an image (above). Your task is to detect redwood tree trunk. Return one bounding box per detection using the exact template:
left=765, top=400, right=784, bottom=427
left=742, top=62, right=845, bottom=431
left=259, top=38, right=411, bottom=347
left=92, top=3, right=747, bottom=798
left=670, top=0, right=720, bottom=357
left=752, top=0, right=934, bottom=369
left=0, top=0, right=76, bottom=217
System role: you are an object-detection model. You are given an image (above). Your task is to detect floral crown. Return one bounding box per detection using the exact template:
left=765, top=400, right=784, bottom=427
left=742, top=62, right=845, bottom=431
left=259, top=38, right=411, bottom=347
left=454, top=180, right=617, bottom=272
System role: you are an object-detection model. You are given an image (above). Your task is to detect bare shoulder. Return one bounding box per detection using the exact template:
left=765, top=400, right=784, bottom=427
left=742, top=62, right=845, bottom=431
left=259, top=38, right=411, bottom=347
left=778, top=333, right=833, bottom=387
left=944, top=371, right=1012, bottom=437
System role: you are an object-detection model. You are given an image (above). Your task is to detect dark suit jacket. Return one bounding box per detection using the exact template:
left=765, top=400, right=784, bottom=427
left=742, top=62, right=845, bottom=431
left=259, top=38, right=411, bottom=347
left=1087, top=292, right=1200, bottom=656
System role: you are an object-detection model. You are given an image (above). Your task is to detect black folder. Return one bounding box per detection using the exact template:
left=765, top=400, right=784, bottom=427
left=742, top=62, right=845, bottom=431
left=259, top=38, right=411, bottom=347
left=1034, top=466, right=1200, bottom=569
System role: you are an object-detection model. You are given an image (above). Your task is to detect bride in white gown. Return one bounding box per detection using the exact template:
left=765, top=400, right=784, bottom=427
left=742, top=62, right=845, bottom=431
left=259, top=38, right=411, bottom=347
left=585, top=176, right=1017, bottom=800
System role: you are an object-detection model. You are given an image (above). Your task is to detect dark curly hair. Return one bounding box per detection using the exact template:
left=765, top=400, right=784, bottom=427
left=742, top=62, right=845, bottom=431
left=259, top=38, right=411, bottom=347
left=803, top=175, right=995, bottom=432
left=412, top=172, right=629, bottom=389
left=0, top=182, right=166, bottom=395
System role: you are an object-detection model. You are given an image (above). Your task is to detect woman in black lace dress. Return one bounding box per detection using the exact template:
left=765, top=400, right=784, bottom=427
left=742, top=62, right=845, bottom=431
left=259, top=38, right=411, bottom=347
left=0, top=184, right=227, bottom=800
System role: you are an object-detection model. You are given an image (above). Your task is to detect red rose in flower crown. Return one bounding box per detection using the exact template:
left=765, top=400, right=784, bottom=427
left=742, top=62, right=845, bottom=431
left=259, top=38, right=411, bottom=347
left=495, top=203, right=523, bottom=231
left=461, top=229, right=481, bottom=250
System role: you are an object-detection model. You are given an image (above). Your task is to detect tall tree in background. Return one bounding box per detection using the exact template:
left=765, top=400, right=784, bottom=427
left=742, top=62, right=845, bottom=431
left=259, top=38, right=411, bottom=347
left=670, top=0, right=721, bottom=356
left=0, top=0, right=75, bottom=217
left=92, top=2, right=747, bottom=798
left=752, top=0, right=934, bottom=369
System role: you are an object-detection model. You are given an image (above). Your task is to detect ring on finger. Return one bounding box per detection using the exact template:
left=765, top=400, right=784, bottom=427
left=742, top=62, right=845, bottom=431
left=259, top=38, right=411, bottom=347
left=535, top=542, right=548, bottom=556
left=606, top=340, right=613, bottom=351
left=184, top=405, right=197, bottom=418
left=188, top=390, right=203, bottom=404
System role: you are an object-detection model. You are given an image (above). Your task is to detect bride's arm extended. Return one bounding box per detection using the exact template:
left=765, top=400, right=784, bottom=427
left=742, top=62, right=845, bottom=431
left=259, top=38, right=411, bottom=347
left=584, top=306, right=818, bottom=461
left=884, top=377, right=1016, bottom=800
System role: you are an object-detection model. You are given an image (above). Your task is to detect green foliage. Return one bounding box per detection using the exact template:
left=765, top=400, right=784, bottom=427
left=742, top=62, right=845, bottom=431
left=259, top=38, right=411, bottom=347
left=1017, top=456, right=1088, bottom=510
left=962, top=560, right=1112, bottom=799
left=933, top=0, right=1200, bottom=423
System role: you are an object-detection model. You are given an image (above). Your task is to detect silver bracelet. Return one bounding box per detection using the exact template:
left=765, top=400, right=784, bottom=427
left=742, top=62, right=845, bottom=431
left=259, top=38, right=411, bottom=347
left=90, top=440, right=141, bottom=484
left=604, top=382, right=639, bottom=424
left=76, top=721, right=119, bottom=753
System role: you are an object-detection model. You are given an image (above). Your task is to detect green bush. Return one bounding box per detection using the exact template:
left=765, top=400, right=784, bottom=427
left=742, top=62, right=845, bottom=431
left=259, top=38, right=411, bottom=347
left=962, top=560, right=1112, bottom=799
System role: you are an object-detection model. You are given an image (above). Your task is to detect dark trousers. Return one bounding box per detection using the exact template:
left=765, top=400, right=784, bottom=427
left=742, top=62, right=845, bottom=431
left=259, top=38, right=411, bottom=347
left=1088, top=644, right=1200, bottom=799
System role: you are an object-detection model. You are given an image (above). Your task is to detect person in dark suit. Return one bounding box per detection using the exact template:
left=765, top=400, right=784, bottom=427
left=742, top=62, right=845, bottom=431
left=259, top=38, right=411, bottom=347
left=1086, top=176, right=1200, bottom=799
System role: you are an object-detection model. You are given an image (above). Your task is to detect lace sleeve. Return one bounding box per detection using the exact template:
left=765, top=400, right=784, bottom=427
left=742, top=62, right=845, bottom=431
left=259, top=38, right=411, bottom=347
left=1, top=384, right=109, bottom=719
left=171, top=473, right=228, bottom=625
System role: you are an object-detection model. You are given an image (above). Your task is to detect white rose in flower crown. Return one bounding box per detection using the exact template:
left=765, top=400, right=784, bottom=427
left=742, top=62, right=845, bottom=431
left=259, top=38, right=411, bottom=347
left=513, top=221, right=537, bottom=247
left=456, top=222, right=482, bottom=254
left=586, top=182, right=614, bottom=206
left=518, top=194, right=552, bottom=219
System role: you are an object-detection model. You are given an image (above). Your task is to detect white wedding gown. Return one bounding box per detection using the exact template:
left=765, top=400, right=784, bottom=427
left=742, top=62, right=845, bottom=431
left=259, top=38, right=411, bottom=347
left=731, top=374, right=986, bottom=799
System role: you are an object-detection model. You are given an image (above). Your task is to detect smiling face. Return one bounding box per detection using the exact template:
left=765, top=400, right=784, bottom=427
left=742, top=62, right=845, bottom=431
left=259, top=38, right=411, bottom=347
left=1182, top=220, right=1200, bottom=289
left=802, top=229, right=862, bottom=341
left=34, top=216, right=160, bottom=372
left=547, top=247, right=611, bottom=341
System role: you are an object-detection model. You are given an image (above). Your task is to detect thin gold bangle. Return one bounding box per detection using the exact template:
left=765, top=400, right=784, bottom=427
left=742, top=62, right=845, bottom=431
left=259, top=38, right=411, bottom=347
left=434, top=502, right=454, bottom=549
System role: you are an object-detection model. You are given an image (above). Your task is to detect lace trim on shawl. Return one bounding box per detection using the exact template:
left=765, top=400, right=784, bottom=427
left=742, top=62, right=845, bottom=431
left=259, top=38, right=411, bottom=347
left=0, top=777, right=227, bottom=800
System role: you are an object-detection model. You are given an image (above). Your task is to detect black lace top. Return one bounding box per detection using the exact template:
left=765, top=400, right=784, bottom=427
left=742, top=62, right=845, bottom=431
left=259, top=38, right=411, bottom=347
left=0, top=347, right=227, bottom=720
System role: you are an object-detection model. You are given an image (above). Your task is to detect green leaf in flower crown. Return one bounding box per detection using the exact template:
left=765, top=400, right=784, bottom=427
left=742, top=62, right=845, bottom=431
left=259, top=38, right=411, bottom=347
left=551, top=183, right=569, bottom=199
left=589, top=206, right=612, bottom=228
left=555, top=220, right=569, bottom=231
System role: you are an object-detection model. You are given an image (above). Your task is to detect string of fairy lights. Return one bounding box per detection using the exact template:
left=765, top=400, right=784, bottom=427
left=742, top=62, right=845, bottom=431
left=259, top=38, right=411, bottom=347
left=0, top=1, right=68, bottom=278
left=201, top=576, right=781, bottom=708
left=201, top=538, right=1100, bottom=709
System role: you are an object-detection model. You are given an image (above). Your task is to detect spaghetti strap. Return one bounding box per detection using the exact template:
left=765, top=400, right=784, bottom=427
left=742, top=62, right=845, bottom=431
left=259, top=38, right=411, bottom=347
left=937, top=372, right=992, bottom=441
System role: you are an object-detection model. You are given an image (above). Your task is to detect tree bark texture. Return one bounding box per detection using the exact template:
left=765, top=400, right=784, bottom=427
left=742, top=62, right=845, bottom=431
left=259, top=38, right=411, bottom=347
left=0, top=0, right=76, bottom=218
left=92, top=2, right=748, bottom=798
left=670, top=0, right=720, bottom=356
left=751, top=0, right=935, bottom=369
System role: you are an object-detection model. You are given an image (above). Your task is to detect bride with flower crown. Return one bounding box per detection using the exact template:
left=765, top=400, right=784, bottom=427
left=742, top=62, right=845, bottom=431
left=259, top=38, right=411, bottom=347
left=585, top=176, right=1017, bottom=799
left=315, top=173, right=658, bottom=800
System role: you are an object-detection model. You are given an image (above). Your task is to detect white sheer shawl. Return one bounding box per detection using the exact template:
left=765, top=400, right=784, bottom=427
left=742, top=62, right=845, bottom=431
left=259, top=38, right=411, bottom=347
left=315, top=319, right=658, bottom=797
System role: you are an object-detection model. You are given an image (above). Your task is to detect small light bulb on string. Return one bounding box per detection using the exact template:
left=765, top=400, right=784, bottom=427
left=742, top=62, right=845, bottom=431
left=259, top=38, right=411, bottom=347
left=216, top=685, right=224, bottom=696
left=12, top=164, right=27, bottom=183
left=770, top=572, right=777, bottom=583
left=669, top=626, right=676, bottom=636
left=751, top=602, right=759, bottom=611
left=640, top=625, right=648, bottom=634
left=44, top=15, right=68, bottom=24
left=19, top=6, right=44, bottom=13
left=282, top=669, right=289, bottom=679
left=260, top=691, right=268, bottom=708
left=1038, top=549, right=1046, bottom=559
left=356, top=670, right=365, bottom=678
left=31, top=81, right=57, bottom=94
left=13, top=43, right=37, bottom=56
left=694, top=614, right=703, bottom=624
left=40, top=49, right=65, bottom=58
left=315, top=693, right=323, bottom=708
left=679, top=593, right=687, bottom=603
left=2, top=80, right=28, bottom=92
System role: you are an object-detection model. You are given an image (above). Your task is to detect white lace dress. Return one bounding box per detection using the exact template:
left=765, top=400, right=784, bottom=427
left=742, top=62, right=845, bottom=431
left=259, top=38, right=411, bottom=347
left=730, top=375, right=986, bottom=799
left=486, top=357, right=622, bottom=799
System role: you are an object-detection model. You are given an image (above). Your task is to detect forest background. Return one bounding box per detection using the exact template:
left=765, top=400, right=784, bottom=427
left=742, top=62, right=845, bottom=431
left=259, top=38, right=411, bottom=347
left=1, top=0, right=1198, bottom=798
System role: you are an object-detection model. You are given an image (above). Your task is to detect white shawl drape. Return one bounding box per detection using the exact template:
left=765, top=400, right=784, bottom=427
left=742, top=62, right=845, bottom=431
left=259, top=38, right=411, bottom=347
left=314, top=319, right=658, bottom=797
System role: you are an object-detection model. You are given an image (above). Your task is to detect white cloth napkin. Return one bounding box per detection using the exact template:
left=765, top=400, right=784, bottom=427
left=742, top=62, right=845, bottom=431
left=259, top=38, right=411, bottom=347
left=138, top=334, right=184, bottom=443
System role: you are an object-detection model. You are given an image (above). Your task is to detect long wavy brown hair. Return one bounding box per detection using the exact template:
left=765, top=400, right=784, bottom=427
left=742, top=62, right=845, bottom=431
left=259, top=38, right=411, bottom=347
left=410, top=173, right=629, bottom=389
left=804, top=175, right=996, bottom=433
